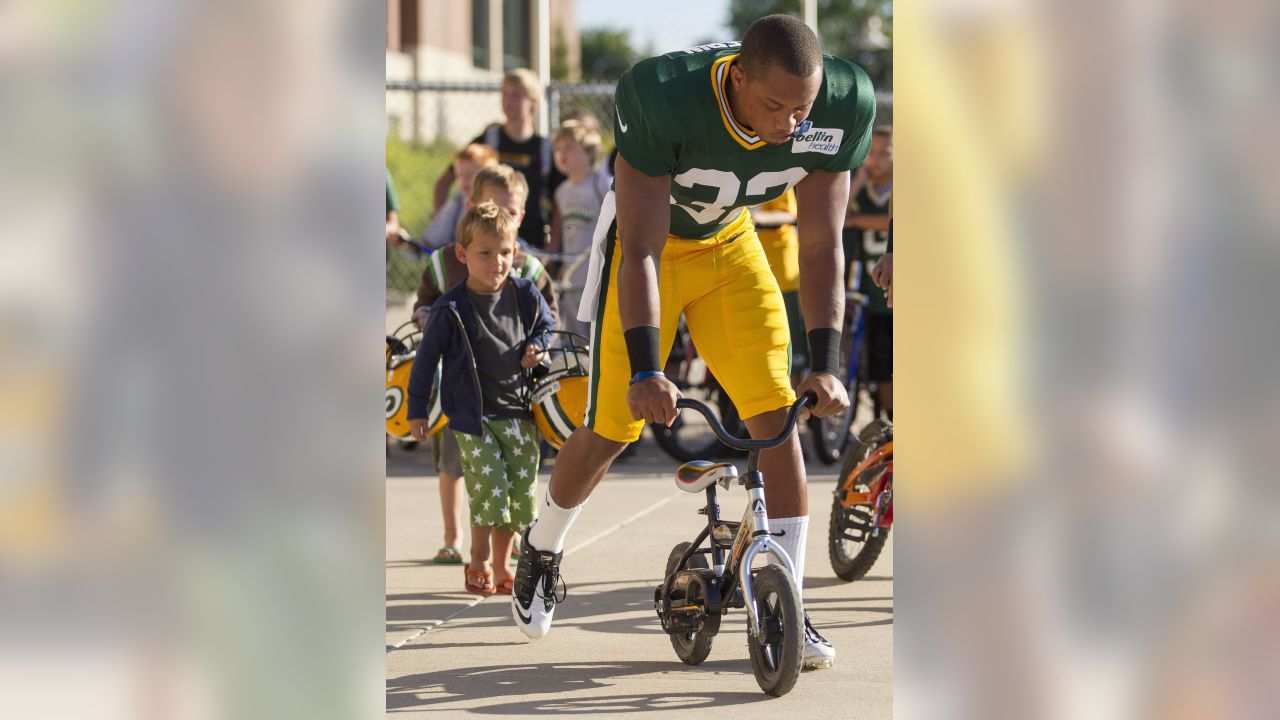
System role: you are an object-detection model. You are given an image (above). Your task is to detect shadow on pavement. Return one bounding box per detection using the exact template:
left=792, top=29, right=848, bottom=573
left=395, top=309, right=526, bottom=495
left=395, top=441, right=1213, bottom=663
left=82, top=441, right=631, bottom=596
left=388, top=580, right=673, bottom=637
left=804, top=574, right=893, bottom=589
left=386, top=660, right=774, bottom=713
left=390, top=579, right=894, bottom=637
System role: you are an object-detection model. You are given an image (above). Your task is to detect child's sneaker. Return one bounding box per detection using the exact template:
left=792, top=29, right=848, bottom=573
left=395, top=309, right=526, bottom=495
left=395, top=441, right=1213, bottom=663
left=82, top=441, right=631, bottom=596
left=802, top=612, right=836, bottom=669
left=510, top=528, right=566, bottom=640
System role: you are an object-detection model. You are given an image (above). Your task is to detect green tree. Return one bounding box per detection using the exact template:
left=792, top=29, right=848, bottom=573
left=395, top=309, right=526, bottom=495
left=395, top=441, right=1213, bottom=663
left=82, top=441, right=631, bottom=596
left=579, top=27, right=640, bottom=82
left=726, top=0, right=892, bottom=88
left=551, top=26, right=572, bottom=82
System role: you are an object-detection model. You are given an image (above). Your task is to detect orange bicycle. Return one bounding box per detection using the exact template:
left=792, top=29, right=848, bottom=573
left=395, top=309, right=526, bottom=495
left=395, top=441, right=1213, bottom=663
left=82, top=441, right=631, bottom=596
left=828, top=419, right=893, bottom=581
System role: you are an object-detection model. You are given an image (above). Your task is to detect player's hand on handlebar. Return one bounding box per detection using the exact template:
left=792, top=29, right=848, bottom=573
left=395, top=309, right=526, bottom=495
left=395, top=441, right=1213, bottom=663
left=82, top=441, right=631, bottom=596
left=794, top=372, right=849, bottom=420
left=627, top=374, right=682, bottom=426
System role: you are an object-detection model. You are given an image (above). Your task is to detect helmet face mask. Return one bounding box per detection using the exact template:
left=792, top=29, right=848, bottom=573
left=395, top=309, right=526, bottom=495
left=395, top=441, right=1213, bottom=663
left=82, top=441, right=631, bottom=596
left=386, top=320, right=421, bottom=368
left=528, top=330, right=591, bottom=449
left=532, top=330, right=590, bottom=380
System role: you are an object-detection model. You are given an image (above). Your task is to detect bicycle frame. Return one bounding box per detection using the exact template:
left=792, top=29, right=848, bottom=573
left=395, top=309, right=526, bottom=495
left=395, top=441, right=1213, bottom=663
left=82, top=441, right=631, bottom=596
left=666, top=472, right=798, bottom=641
left=838, top=440, right=894, bottom=534
left=659, top=395, right=812, bottom=642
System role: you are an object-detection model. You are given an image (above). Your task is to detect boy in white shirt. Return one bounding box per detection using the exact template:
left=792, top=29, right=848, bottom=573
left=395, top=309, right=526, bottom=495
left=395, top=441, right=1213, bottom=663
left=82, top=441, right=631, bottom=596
left=550, top=120, right=611, bottom=339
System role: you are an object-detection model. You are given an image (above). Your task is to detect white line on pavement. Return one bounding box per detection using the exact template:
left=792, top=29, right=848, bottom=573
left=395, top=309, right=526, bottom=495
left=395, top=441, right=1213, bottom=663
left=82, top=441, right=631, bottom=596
left=386, top=489, right=680, bottom=653
left=563, top=492, right=677, bottom=558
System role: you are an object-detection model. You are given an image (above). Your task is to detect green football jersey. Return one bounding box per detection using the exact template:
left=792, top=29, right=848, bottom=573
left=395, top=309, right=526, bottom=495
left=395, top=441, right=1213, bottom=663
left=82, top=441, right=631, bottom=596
left=614, top=42, right=877, bottom=239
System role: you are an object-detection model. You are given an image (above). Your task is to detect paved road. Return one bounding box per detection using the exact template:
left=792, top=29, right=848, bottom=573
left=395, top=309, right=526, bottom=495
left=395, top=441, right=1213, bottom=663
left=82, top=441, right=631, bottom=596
left=387, top=439, right=892, bottom=717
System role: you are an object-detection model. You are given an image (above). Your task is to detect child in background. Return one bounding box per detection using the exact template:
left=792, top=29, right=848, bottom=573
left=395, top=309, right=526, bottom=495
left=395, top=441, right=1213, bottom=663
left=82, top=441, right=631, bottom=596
left=550, top=120, right=610, bottom=339
left=434, top=69, right=563, bottom=249
left=414, top=165, right=560, bottom=328
left=420, top=144, right=499, bottom=250
left=407, top=203, right=556, bottom=595
left=559, top=109, right=612, bottom=183
left=844, top=127, right=893, bottom=416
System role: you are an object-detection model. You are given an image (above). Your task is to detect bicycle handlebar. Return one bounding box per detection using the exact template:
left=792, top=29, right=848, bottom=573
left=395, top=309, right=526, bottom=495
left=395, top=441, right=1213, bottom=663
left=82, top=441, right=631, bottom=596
left=674, top=393, right=815, bottom=452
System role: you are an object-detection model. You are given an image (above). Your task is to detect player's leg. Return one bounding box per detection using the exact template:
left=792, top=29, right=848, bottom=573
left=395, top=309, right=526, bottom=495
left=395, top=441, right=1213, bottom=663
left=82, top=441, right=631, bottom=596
left=513, top=226, right=679, bottom=639
left=678, top=218, right=800, bottom=516
left=682, top=217, right=835, bottom=669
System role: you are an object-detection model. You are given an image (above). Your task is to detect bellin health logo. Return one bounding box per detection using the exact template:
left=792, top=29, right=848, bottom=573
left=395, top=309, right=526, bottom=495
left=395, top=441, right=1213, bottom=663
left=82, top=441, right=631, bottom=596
left=791, top=126, right=844, bottom=155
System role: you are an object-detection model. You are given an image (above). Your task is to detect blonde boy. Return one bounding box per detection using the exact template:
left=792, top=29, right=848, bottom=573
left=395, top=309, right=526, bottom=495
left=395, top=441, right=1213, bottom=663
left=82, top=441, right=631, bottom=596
left=407, top=202, right=556, bottom=595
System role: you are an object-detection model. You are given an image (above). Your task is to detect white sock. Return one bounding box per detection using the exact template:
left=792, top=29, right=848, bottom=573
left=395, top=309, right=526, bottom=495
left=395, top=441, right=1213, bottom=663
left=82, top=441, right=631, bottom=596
left=768, top=516, right=809, bottom=595
left=526, top=488, right=585, bottom=553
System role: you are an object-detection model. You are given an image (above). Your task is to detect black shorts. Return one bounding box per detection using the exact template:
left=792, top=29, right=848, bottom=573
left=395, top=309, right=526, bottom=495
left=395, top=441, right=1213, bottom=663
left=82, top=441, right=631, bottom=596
left=431, top=427, right=463, bottom=477
left=863, top=313, right=893, bottom=382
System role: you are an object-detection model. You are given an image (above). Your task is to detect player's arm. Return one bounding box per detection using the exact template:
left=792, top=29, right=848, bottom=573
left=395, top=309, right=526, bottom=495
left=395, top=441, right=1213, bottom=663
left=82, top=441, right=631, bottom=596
left=794, top=168, right=853, bottom=419
left=614, top=153, right=680, bottom=426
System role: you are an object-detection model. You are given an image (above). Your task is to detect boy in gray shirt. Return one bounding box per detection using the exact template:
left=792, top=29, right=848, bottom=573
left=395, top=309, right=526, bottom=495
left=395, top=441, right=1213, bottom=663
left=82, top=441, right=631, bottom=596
left=407, top=202, right=556, bottom=596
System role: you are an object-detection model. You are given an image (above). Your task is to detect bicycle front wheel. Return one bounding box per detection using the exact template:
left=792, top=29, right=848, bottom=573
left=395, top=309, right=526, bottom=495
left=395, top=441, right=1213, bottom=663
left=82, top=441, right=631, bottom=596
left=746, top=565, right=804, bottom=696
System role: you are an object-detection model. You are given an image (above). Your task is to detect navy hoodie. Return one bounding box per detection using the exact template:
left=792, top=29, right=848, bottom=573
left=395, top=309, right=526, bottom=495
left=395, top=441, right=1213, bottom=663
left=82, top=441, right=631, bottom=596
left=405, top=276, right=555, bottom=437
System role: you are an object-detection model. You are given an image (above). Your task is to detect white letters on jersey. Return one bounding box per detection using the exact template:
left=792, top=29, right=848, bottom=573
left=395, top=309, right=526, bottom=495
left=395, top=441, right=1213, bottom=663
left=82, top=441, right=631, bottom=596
left=671, top=167, right=809, bottom=226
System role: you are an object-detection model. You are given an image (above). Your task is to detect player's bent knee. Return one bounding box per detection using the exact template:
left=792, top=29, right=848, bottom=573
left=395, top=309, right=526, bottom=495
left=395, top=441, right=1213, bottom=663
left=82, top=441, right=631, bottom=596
left=564, top=425, right=630, bottom=460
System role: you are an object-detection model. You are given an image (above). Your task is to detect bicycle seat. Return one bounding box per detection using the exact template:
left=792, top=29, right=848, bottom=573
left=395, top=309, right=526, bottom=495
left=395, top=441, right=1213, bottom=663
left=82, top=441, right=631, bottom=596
left=674, top=460, right=738, bottom=493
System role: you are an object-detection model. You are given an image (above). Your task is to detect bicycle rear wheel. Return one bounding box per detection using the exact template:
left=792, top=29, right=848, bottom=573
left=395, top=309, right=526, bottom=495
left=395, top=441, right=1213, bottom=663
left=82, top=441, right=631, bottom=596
left=664, top=542, right=714, bottom=665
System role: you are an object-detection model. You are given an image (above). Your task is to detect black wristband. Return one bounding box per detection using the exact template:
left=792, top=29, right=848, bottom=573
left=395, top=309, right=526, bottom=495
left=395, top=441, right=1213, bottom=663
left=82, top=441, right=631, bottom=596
left=624, top=326, right=662, bottom=375
left=808, top=328, right=842, bottom=375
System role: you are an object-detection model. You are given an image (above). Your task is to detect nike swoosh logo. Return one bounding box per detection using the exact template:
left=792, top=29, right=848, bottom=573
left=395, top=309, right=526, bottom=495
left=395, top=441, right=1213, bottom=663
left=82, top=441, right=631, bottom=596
left=514, top=599, right=533, bottom=625
left=617, top=105, right=628, bottom=133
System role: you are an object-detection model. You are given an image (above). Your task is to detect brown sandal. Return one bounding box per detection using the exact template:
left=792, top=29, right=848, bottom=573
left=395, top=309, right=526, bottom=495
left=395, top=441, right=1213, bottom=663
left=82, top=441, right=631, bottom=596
left=464, top=567, right=496, bottom=596
left=494, top=576, right=515, bottom=595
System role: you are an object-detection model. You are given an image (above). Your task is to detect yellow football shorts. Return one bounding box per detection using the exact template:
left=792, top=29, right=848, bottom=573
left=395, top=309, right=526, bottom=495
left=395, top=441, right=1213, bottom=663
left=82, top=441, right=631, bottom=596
left=584, top=208, right=796, bottom=443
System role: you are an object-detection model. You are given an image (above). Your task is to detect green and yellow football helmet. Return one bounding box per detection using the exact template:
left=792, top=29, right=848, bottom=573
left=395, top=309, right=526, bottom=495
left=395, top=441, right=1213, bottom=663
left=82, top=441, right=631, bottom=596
left=385, top=321, right=446, bottom=440
left=528, top=330, right=591, bottom=449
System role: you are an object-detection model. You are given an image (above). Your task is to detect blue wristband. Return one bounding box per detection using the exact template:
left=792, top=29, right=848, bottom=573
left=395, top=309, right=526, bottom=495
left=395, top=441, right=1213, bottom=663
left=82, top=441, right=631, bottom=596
left=629, top=370, right=665, bottom=386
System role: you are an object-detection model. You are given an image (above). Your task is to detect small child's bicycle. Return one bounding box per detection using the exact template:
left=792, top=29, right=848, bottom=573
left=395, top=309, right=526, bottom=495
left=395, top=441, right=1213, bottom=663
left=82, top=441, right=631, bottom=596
left=654, top=393, right=815, bottom=697
left=828, top=419, right=893, bottom=582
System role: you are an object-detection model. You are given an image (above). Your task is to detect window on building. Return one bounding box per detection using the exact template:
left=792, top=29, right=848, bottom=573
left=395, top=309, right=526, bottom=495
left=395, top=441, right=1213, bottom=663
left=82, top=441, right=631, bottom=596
left=472, top=0, right=490, bottom=69
left=399, top=0, right=418, bottom=49
left=502, top=0, right=531, bottom=71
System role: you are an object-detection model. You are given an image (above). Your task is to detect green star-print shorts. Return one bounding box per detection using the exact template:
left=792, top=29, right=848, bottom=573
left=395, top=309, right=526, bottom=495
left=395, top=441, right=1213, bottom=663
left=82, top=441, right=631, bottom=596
left=453, top=417, right=541, bottom=531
